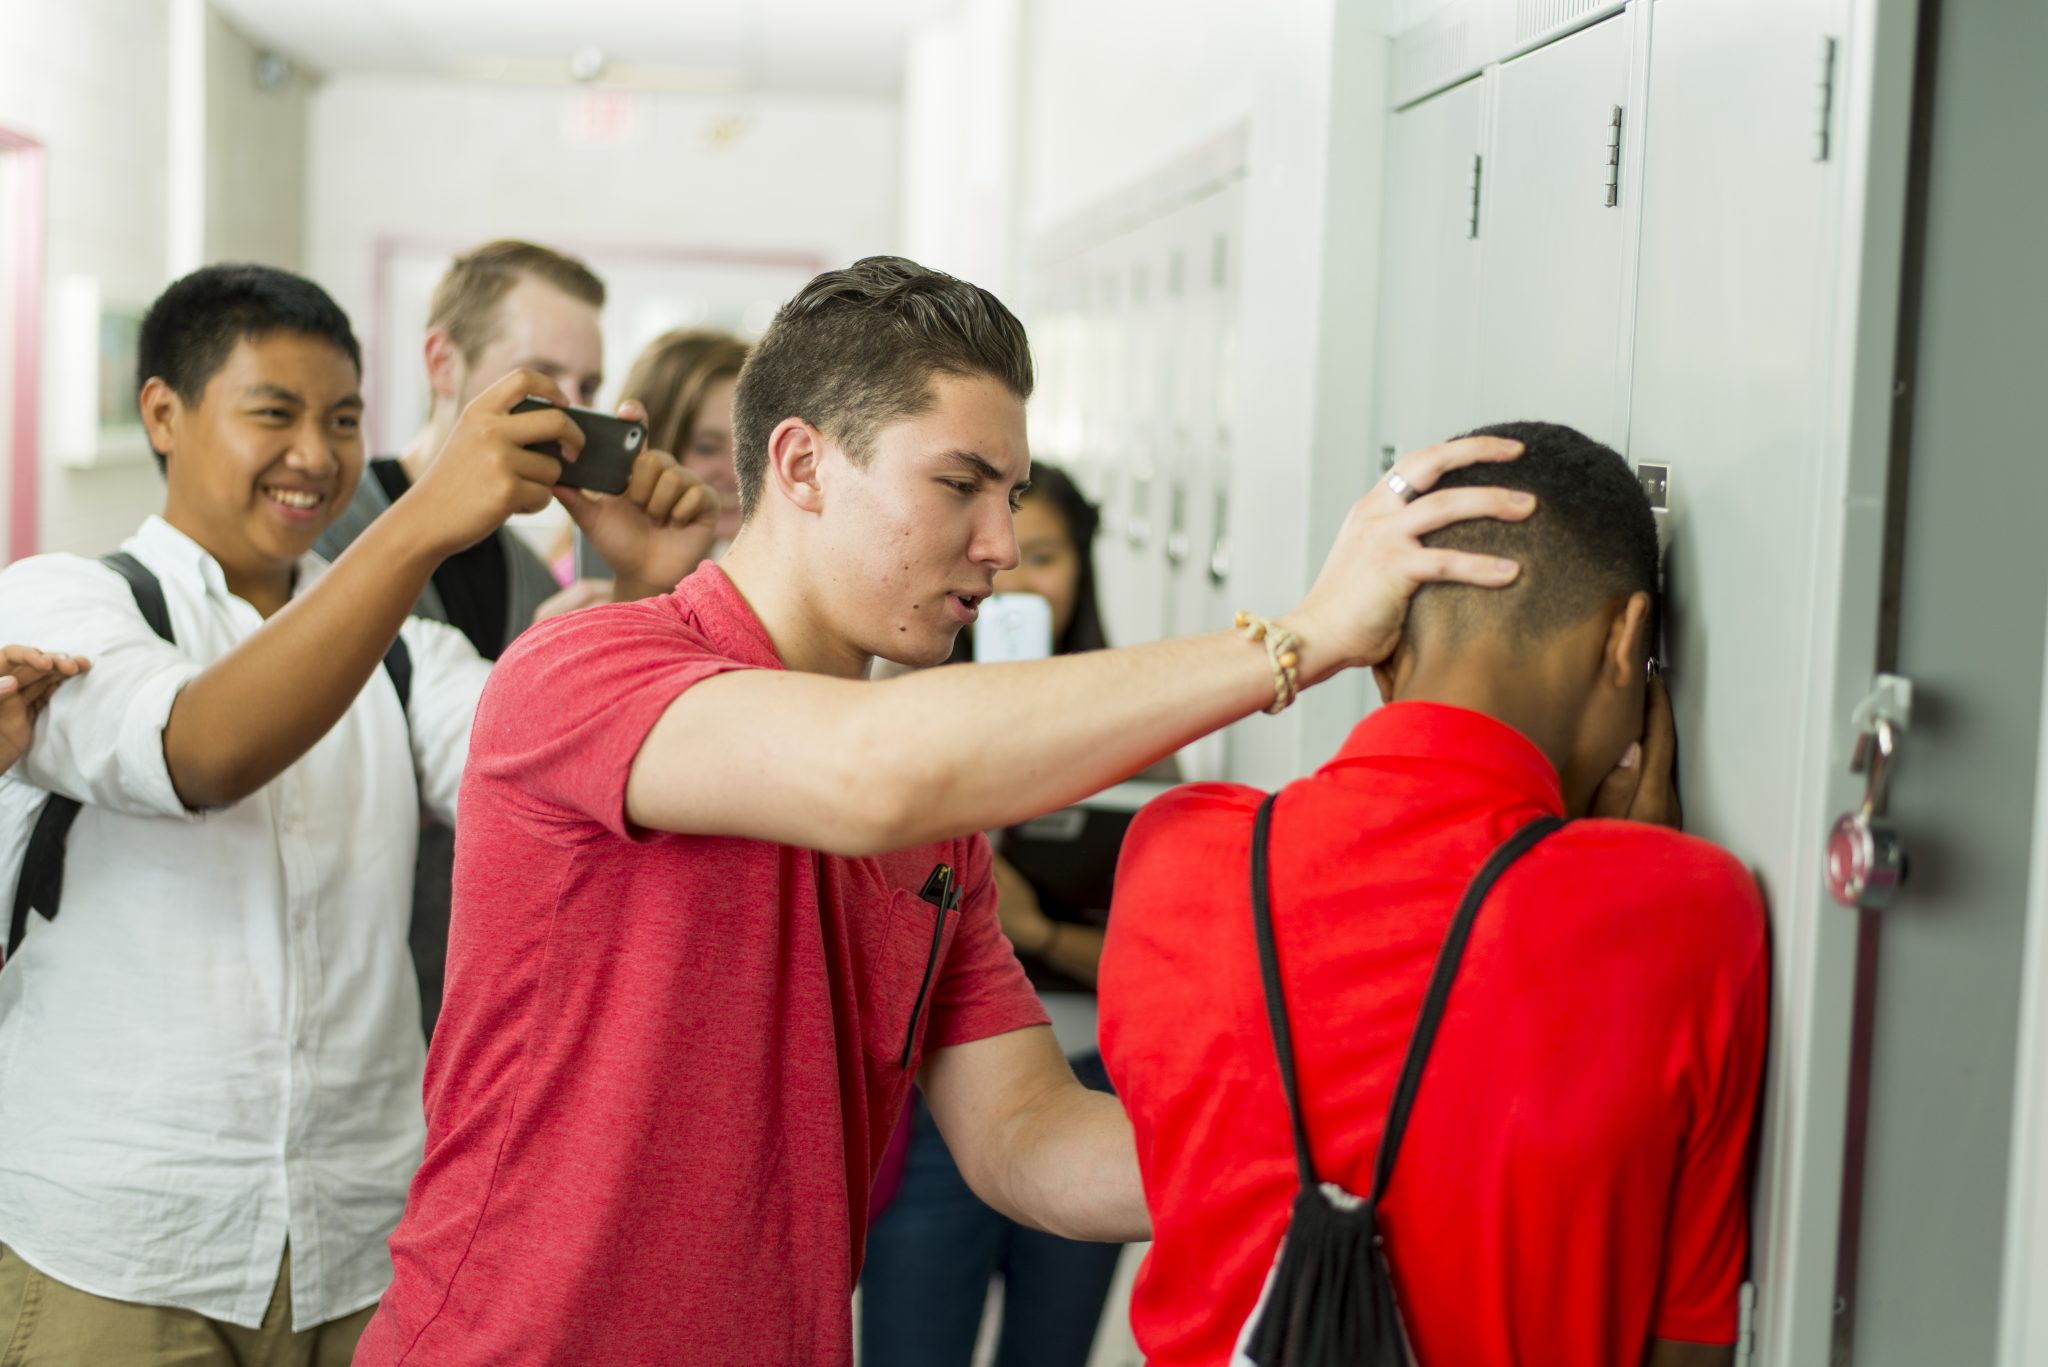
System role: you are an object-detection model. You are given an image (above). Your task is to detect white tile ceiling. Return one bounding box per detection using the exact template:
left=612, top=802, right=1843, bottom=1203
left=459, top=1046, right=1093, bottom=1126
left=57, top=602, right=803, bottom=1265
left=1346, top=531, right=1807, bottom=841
left=208, top=0, right=955, bottom=99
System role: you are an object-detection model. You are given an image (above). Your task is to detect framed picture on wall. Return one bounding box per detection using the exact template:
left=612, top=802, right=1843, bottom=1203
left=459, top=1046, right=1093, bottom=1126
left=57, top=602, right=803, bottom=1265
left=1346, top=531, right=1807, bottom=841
left=52, top=275, right=150, bottom=467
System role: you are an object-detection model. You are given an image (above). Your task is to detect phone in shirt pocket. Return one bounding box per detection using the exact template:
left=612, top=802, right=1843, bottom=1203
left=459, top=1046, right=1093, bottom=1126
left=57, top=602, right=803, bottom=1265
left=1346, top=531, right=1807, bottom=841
left=862, top=874, right=962, bottom=1070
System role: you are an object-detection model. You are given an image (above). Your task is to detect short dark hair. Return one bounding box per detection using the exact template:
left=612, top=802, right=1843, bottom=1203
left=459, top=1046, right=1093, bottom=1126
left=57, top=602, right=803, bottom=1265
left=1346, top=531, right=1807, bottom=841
left=137, top=264, right=362, bottom=467
left=1411, top=421, right=1659, bottom=646
left=731, top=256, right=1034, bottom=523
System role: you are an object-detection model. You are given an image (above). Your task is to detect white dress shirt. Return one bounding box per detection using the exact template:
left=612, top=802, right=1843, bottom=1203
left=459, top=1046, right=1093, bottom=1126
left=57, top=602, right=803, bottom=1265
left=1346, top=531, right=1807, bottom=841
left=0, top=516, right=490, bottom=1329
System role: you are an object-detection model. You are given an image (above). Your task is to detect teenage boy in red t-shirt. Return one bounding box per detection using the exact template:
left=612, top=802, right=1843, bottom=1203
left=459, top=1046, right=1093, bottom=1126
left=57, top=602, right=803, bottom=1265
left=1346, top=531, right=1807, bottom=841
left=1099, top=421, right=1767, bottom=1367
left=355, top=257, right=1541, bottom=1367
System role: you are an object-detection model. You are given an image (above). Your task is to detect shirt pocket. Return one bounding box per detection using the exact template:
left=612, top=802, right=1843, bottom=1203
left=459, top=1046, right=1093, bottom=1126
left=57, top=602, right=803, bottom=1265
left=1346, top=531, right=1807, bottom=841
left=860, top=887, right=961, bottom=1071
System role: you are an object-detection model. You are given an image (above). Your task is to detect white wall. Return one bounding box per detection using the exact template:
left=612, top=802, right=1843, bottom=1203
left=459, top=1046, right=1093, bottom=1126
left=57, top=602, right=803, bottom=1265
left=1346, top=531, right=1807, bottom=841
left=304, top=75, right=900, bottom=445
left=998, top=0, right=1391, bottom=786
left=203, top=2, right=310, bottom=270
left=0, top=0, right=176, bottom=557
left=0, top=0, right=316, bottom=560
left=896, top=0, right=1024, bottom=296
left=1017, top=0, right=1259, bottom=237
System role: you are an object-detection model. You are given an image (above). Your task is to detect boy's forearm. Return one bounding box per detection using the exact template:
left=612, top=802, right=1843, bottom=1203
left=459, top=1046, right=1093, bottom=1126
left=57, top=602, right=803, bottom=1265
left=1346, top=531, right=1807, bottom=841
left=631, top=619, right=1329, bottom=854
left=856, top=621, right=1327, bottom=848
left=989, top=1084, right=1150, bottom=1243
left=161, top=509, right=442, bottom=808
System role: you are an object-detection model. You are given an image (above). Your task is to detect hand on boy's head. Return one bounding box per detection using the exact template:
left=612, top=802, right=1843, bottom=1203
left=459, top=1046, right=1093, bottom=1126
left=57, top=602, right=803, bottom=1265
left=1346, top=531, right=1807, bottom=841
left=0, top=645, right=91, bottom=774
left=404, top=368, right=584, bottom=558
left=1589, top=675, right=1682, bottom=828
left=1281, top=436, right=1531, bottom=682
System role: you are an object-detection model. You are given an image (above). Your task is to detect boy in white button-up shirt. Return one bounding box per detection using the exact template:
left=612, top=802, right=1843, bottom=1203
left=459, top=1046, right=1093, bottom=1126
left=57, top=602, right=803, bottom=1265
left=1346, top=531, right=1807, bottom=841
left=0, top=265, right=717, bottom=1366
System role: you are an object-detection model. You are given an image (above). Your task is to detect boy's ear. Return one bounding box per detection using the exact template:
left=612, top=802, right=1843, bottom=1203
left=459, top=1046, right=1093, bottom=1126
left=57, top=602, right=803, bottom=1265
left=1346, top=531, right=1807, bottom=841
left=138, top=377, right=183, bottom=465
left=765, top=418, right=827, bottom=515
left=423, top=328, right=464, bottom=403
left=1372, top=635, right=1416, bottom=704
left=1603, top=591, right=1655, bottom=687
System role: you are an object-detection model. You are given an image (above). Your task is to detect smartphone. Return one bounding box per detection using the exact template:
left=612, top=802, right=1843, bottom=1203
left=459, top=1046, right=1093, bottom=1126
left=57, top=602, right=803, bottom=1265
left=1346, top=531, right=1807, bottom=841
left=973, top=594, right=1054, bottom=663
left=510, top=398, right=647, bottom=495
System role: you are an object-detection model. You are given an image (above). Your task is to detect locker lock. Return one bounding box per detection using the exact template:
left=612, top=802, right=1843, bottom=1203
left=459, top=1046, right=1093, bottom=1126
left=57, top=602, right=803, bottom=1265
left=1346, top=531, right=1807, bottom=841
left=1827, top=676, right=1912, bottom=909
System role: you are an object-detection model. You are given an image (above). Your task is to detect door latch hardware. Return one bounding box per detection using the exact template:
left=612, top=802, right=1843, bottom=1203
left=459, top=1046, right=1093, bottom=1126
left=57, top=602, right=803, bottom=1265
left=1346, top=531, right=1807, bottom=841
left=1827, top=675, right=1913, bottom=908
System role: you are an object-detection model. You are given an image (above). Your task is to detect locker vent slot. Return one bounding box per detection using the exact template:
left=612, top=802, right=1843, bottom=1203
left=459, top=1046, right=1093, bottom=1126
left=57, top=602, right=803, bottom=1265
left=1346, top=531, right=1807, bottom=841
left=1514, top=0, right=1615, bottom=45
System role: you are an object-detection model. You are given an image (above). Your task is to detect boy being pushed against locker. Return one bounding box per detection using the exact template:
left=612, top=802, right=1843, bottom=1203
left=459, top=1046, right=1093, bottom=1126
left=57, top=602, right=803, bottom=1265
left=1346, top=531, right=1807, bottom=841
left=1100, top=421, right=1765, bottom=1367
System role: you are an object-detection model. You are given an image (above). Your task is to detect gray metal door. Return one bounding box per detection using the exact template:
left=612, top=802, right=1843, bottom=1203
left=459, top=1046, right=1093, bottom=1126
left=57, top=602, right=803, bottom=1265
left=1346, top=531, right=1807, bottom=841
left=1841, top=0, right=2048, bottom=1360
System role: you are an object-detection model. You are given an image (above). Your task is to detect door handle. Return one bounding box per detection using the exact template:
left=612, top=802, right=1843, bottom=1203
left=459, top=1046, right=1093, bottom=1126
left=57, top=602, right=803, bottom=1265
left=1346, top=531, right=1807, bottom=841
left=1827, top=675, right=1913, bottom=909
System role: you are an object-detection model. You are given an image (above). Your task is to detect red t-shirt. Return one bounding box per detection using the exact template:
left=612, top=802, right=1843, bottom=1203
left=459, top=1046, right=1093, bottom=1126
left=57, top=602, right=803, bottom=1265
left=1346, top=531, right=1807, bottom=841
left=354, top=564, right=1049, bottom=1367
left=1098, top=702, right=1768, bottom=1367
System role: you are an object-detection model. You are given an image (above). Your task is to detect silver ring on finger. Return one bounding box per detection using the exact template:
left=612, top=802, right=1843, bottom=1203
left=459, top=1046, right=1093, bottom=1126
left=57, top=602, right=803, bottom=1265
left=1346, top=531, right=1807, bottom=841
left=1383, top=470, right=1419, bottom=504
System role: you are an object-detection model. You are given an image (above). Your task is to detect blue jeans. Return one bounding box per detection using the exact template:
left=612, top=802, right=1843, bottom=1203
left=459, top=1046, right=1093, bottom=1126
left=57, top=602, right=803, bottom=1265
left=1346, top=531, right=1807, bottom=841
left=860, top=1051, right=1124, bottom=1367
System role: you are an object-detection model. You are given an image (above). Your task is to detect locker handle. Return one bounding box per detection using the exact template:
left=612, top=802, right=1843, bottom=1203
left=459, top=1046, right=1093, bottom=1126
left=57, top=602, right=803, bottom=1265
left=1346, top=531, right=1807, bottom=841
left=1165, top=479, right=1190, bottom=568
left=1125, top=470, right=1153, bottom=551
left=1207, top=485, right=1231, bottom=587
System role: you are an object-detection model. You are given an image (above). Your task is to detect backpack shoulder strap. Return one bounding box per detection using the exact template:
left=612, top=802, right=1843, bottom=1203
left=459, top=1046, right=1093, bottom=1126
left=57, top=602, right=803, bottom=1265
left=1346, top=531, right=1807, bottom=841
left=381, top=633, right=412, bottom=716
left=1251, top=791, right=1320, bottom=1191
left=7, top=552, right=178, bottom=960
left=8, top=798, right=82, bottom=958
left=1250, top=795, right=1565, bottom=1201
left=1365, top=814, right=1564, bottom=1205
left=100, top=550, right=173, bottom=643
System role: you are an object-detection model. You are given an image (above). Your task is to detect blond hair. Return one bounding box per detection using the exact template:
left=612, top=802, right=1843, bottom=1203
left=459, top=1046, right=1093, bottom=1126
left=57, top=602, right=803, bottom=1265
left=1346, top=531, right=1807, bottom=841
left=427, top=239, right=606, bottom=363
left=620, top=328, right=750, bottom=455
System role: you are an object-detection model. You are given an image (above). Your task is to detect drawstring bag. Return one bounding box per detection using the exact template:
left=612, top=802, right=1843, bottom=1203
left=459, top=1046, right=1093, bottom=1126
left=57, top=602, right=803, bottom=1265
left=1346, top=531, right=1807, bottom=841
left=1236, top=791, right=1562, bottom=1366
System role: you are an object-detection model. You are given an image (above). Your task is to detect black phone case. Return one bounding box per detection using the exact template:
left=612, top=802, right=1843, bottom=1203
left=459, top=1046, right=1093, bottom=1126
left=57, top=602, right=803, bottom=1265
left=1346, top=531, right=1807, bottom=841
left=511, top=398, right=647, bottom=495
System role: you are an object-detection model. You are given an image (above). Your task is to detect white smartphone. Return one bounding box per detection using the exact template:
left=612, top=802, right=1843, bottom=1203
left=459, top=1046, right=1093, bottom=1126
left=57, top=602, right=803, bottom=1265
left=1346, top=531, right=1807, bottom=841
left=972, top=593, right=1054, bottom=663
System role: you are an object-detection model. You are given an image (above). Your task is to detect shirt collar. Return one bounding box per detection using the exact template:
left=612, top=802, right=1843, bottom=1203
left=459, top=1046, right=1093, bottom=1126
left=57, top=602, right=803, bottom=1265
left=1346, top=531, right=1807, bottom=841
left=131, top=515, right=331, bottom=607
left=670, top=562, right=785, bottom=671
left=1321, top=700, right=1566, bottom=816
left=132, top=515, right=233, bottom=600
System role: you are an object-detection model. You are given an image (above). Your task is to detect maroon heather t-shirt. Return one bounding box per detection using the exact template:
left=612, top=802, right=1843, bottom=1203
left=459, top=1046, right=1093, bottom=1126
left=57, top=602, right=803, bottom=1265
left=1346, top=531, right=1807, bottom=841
left=355, top=564, right=1049, bottom=1367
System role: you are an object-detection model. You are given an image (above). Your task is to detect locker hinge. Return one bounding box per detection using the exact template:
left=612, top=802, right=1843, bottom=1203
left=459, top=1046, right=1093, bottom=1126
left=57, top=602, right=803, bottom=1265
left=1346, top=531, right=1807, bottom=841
left=1815, top=36, right=1839, bottom=162
left=1467, top=153, right=1483, bottom=239
left=1735, top=1281, right=1758, bottom=1367
left=1604, top=105, right=1624, bottom=207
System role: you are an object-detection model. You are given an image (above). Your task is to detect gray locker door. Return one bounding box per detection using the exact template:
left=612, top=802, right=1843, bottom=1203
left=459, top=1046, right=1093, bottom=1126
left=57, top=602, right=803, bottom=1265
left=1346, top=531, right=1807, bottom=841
left=1851, top=0, right=2048, bottom=1359
left=1167, top=185, right=1243, bottom=782
left=1472, top=10, right=1635, bottom=447
left=1374, top=76, right=1486, bottom=461
left=1624, top=0, right=1911, bottom=1361
left=1102, top=245, right=1172, bottom=650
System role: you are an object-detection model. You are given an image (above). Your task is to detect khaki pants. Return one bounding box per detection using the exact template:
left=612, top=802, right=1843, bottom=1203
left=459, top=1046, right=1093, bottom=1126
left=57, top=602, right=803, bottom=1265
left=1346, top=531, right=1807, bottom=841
left=0, top=1243, right=373, bottom=1367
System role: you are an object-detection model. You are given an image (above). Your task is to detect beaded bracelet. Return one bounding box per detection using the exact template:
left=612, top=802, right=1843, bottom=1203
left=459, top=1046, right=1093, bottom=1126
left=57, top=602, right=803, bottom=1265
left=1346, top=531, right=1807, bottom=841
left=1234, top=611, right=1302, bottom=715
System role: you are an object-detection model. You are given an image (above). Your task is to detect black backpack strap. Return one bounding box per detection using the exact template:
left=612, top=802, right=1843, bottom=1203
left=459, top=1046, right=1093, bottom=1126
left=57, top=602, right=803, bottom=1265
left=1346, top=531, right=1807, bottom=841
left=7, top=553, right=177, bottom=960
left=1365, top=813, right=1563, bottom=1205
left=1250, top=795, right=1565, bottom=1201
left=382, top=633, right=412, bottom=717
left=100, top=550, right=172, bottom=643
left=1251, top=791, right=1319, bottom=1190
left=9, top=798, right=82, bottom=958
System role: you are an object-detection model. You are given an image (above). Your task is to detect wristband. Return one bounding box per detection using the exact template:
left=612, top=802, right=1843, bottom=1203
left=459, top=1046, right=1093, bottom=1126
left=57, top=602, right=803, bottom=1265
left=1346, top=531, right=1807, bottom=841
left=1234, top=611, right=1302, bottom=715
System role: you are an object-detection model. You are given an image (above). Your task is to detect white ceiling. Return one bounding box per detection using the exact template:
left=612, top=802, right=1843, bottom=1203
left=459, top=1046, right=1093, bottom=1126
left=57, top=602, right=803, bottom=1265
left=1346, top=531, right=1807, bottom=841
left=208, top=0, right=955, bottom=100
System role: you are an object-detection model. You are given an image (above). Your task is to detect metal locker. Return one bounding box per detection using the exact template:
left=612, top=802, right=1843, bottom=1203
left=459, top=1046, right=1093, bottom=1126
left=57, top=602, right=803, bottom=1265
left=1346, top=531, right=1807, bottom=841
left=1471, top=9, right=1635, bottom=447
left=1374, top=74, right=1487, bottom=464
left=1172, top=184, right=1244, bottom=783
left=1624, top=0, right=1909, bottom=1362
